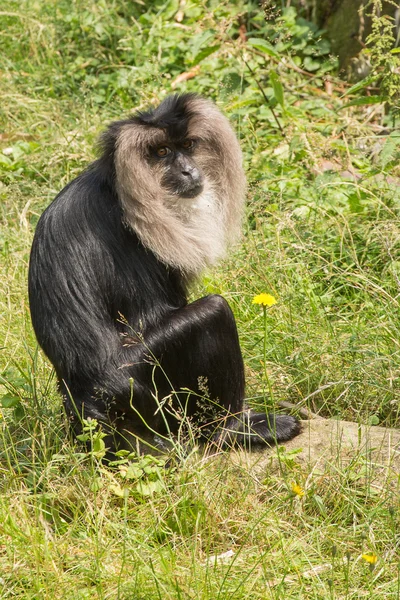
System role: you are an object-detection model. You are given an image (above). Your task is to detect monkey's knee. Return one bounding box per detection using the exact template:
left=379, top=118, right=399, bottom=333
left=206, top=295, right=238, bottom=333
left=200, top=294, right=233, bottom=317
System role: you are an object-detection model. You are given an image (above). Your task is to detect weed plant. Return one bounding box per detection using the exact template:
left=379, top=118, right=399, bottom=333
left=1, top=1, right=400, bottom=598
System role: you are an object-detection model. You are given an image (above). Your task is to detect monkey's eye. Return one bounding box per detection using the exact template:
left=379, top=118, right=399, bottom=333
left=182, top=139, right=195, bottom=150
left=156, top=146, right=171, bottom=157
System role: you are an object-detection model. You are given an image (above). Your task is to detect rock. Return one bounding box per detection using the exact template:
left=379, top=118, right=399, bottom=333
left=286, top=418, right=400, bottom=468
left=231, top=419, right=400, bottom=483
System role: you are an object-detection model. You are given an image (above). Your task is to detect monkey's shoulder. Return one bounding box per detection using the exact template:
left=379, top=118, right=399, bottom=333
left=39, top=168, right=117, bottom=222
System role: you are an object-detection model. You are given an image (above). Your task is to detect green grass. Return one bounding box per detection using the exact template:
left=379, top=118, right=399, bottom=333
left=1, top=0, right=400, bottom=597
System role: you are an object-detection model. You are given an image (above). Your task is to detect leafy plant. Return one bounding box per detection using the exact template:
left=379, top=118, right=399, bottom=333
left=366, top=1, right=400, bottom=112
left=76, top=418, right=108, bottom=460
left=342, top=0, right=400, bottom=121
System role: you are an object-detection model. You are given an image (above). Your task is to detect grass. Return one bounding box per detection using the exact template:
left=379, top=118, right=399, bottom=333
left=1, top=0, right=400, bottom=597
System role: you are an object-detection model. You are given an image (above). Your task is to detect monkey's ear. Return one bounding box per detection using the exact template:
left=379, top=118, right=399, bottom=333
left=97, top=116, right=139, bottom=160
left=97, top=122, right=120, bottom=157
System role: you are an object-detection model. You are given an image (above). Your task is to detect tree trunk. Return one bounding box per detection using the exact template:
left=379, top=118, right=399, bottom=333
left=295, top=0, right=398, bottom=73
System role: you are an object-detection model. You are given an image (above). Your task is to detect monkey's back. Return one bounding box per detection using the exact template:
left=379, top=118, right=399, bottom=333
left=28, top=167, right=187, bottom=393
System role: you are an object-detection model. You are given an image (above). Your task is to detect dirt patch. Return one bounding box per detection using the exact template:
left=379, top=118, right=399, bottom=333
left=284, top=419, right=400, bottom=469
left=231, top=419, right=400, bottom=483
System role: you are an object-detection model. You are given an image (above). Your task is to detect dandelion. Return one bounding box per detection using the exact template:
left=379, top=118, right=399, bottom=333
left=251, top=292, right=277, bottom=404
left=291, top=482, right=305, bottom=497
left=362, top=552, right=378, bottom=572
left=252, top=293, right=277, bottom=307
left=362, top=552, right=378, bottom=565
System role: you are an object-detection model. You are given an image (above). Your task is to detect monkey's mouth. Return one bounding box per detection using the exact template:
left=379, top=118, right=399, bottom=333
left=178, top=182, right=204, bottom=198
left=162, top=172, right=204, bottom=199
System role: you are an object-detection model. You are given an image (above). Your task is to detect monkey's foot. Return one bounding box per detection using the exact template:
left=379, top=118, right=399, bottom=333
left=215, top=411, right=301, bottom=448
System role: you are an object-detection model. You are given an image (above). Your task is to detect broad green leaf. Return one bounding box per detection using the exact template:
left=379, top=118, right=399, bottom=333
left=136, top=479, right=164, bottom=497
left=110, top=484, right=126, bottom=498
left=221, top=72, right=242, bottom=95
left=339, top=96, right=384, bottom=110
left=247, top=37, right=279, bottom=58
left=303, top=56, right=321, bottom=72
left=0, top=394, right=20, bottom=408
left=124, top=464, right=143, bottom=479
left=192, top=45, right=220, bottom=66
left=347, top=193, right=363, bottom=213
left=90, top=477, right=102, bottom=493
left=92, top=437, right=106, bottom=457
left=229, top=98, right=257, bottom=110
left=342, top=74, right=376, bottom=96
left=0, top=154, right=12, bottom=168
left=190, top=30, right=216, bottom=56
left=313, top=494, right=327, bottom=517
left=270, top=70, right=284, bottom=106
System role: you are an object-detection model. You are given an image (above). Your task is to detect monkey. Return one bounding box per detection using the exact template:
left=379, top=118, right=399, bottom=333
left=28, top=93, right=300, bottom=454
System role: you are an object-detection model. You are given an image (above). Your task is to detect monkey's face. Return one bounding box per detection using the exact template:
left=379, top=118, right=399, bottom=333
left=153, top=139, right=204, bottom=199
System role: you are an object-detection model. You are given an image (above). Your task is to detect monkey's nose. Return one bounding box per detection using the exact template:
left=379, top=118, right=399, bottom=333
left=182, top=166, right=201, bottom=182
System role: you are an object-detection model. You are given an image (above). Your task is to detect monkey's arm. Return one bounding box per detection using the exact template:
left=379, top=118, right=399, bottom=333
left=117, top=295, right=300, bottom=447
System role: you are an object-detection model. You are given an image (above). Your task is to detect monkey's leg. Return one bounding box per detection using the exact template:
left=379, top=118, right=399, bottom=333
left=59, top=295, right=242, bottom=453
left=142, top=294, right=245, bottom=426
left=123, top=294, right=300, bottom=448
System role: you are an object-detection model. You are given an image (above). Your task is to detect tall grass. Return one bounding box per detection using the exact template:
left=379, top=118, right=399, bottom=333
left=1, top=1, right=399, bottom=598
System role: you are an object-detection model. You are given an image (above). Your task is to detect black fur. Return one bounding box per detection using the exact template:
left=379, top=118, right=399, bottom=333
left=134, top=93, right=195, bottom=139
left=28, top=94, right=300, bottom=453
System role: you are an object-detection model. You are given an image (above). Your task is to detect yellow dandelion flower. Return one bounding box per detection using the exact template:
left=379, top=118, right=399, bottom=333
left=291, top=483, right=305, bottom=497
left=362, top=553, right=378, bottom=565
left=252, top=293, right=277, bottom=307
